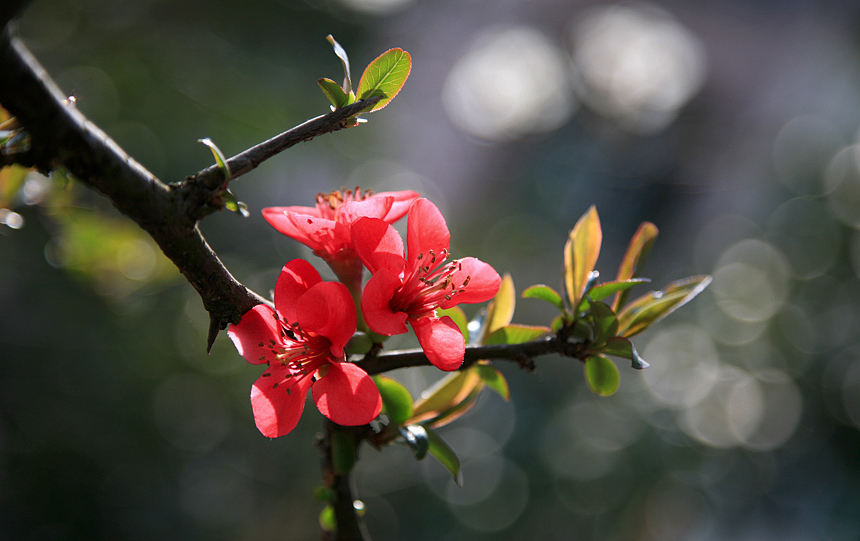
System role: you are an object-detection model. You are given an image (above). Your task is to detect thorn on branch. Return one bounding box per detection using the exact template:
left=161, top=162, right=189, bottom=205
left=206, top=316, right=227, bottom=353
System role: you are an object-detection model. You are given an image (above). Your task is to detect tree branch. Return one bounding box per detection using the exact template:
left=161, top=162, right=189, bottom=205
left=183, top=97, right=381, bottom=192
left=356, top=334, right=584, bottom=376
left=0, top=27, right=265, bottom=347
left=0, top=23, right=380, bottom=350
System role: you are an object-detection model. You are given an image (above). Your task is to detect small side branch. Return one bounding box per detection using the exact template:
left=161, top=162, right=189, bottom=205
left=184, top=97, right=382, bottom=193
left=356, top=334, right=580, bottom=376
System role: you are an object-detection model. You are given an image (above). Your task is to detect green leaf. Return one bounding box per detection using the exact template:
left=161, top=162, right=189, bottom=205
left=571, top=319, right=593, bottom=341
left=576, top=278, right=651, bottom=313
left=617, top=275, right=713, bottom=337
left=198, top=137, right=230, bottom=182
left=426, top=427, right=462, bottom=485
left=326, top=34, right=352, bottom=93
left=400, top=424, right=429, bottom=460
left=617, top=223, right=659, bottom=281
left=319, top=505, right=336, bottom=533
left=473, top=364, right=510, bottom=401
left=220, top=189, right=249, bottom=217
left=600, top=336, right=633, bottom=359
left=522, top=284, right=566, bottom=313
left=437, top=306, right=468, bottom=341
left=423, top=385, right=483, bottom=429
left=584, top=355, right=620, bottom=396
left=483, top=273, right=516, bottom=340
left=374, top=375, right=414, bottom=426
left=599, top=337, right=650, bottom=369
left=588, top=300, right=618, bottom=345
left=356, top=48, right=412, bottom=113
left=318, top=77, right=349, bottom=109
left=564, top=206, right=602, bottom=314
left=615, top=221, right=659, bottom=310
left=410, top=370, right=482, bottom=424
left=483, top=324, right=551, bottom=346
left=331, top=430, right=357, bottom=475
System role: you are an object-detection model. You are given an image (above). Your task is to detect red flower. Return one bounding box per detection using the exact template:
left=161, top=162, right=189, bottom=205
left=227, top=259, right=381, bottom=438
left=351, top=198, right=501, bottom=371
left=262, top=188, right=419, bottom=289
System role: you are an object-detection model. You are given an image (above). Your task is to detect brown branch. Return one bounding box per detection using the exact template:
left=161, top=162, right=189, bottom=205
left=356, top=334, right=582, bottom=376
left=0, top=27, right=264, bottom=348
left=0, top=24, right=379, bottom=350
left=183, top=97, right=382, bottom=192
left=178, top=96, right=381, bottom=223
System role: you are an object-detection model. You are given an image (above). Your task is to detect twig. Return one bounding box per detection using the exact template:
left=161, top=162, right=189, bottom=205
left=184, top=97, right=382, bottom=192
left=356, top=334, right=583, bottom=375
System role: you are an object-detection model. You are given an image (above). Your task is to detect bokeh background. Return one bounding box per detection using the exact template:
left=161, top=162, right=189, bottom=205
left=3, top=0, right=860, bottom=539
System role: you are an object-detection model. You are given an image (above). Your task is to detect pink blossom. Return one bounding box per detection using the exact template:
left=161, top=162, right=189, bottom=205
left=228, top=259, right=381, bottom=437
left=351, top=199, right=501, bottom=371
left=262, top=188, right=418, bottom=289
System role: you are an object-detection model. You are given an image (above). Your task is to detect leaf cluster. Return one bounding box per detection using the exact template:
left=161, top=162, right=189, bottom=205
left=357, top=206, right=711, bottom=480
left=318, top=35, right=411, bottom=122
left=523, top=206, right=712, bottom=395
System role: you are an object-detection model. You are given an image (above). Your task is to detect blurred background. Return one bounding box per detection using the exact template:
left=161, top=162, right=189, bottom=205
left=3, top=0, right=860, bottom=539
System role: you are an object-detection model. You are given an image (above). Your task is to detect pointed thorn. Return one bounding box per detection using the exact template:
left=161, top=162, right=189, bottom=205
left=206, top=316, right=222, bottom=354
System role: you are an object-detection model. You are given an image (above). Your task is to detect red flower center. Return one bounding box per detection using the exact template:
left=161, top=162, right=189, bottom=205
left=314, top=186, right=375, bottom=222
left=259, top=313, right=336, bottom=394
left=391, top=249, right=471, bottom=318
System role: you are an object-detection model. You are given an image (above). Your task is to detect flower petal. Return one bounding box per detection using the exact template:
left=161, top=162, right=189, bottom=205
left=228, top=304, right=280, bottom=365
left=362, top=268, right=409, bottom=335
left=377, top=190, right=420, bottom=223
left=286, top=213, right=352, bottom=258
left=407, top=199, right=450, bottom=269
left=312, top=362, right=382, bottom=426
left=297, top=281, right=356, bottom=355
left=440, top=257, right=502, bottom=309
left=250, top=367, right=314, bottom=438
left=351, top=217, right=406, bottom=275
left=262, top=206, right=321, bottom=241
left=275, top=259, right=322, bottom=322
left=411, top=315, right=465, bottom=371
left=338, top=197, right=393, bottom=224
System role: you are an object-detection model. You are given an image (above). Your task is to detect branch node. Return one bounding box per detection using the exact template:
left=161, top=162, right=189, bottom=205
left=516, top=354, right=536, bottom=372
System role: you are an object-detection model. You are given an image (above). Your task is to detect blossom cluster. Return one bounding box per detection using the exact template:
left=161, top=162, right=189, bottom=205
left=228, top=189, right=501, bottom=437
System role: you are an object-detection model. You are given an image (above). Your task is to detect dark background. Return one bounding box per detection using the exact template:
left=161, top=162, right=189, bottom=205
left=3, top=0, right=860, bottom=539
